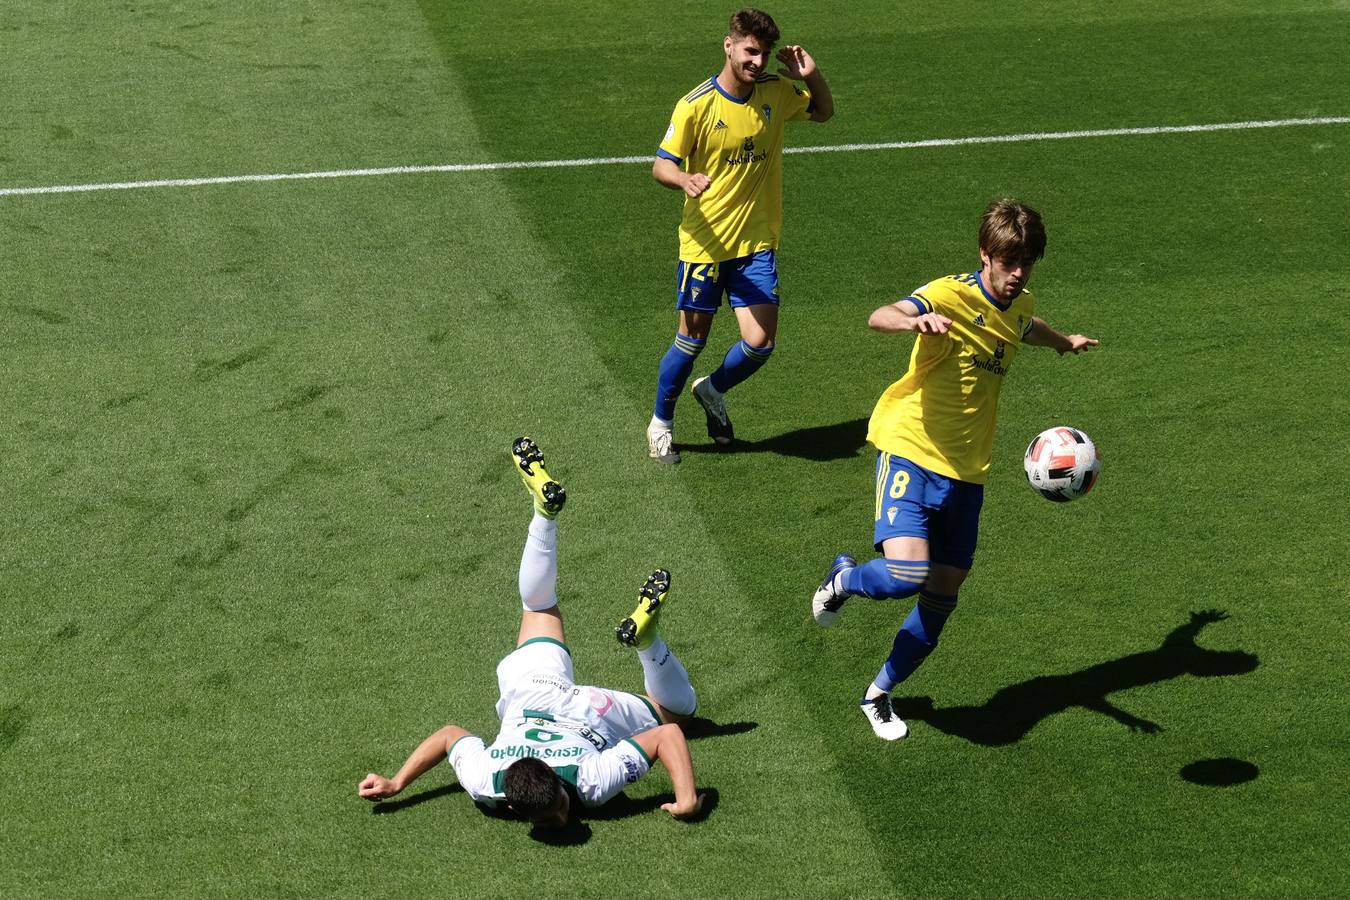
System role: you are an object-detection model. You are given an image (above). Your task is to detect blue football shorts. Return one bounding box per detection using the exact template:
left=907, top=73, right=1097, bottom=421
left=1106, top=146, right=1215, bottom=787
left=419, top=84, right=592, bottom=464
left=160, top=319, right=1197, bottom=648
left=872, top=452, right=985, bottom=570
left=675, top=248, right=779, bottom=313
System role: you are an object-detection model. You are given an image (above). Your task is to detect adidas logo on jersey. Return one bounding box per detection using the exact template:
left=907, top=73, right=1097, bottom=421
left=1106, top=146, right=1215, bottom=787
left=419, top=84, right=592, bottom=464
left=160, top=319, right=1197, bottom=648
left=714, top=119, right=728, bottom=130
left=973, top=314, right=986, bottom=327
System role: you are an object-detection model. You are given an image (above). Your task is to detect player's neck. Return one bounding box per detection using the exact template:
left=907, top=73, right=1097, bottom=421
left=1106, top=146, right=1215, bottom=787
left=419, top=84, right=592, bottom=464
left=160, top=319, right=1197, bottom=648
left=716, top=66, right=754, bottom=100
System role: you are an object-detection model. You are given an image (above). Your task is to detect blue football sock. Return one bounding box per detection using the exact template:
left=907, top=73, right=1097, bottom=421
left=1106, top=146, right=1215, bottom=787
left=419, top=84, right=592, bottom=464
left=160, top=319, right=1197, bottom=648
left=870, top=590, right=958, bottom=695
left=654, top=333, right=705, bottom=421
left=841, top=558, right=929, bottom=600
left=709, top=339, right=773, bottom=394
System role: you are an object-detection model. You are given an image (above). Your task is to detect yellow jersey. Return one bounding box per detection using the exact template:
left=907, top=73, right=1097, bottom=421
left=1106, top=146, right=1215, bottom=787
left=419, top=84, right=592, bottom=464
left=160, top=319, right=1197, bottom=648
left=867, top=272, right=1038, bottom=484
left=658, top=74, right=812, bottom=263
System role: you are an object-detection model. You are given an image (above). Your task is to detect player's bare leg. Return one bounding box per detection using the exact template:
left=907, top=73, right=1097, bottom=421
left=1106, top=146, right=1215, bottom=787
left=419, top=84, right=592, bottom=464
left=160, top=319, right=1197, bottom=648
left=732, top=301, right=777, bottom=348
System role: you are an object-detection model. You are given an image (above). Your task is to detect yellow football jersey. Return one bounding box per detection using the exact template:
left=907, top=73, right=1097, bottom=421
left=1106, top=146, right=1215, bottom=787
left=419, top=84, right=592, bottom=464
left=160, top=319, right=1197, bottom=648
left=658, top=74, right=812, bottom=263
left=867, top=272, right=1038, bottom=484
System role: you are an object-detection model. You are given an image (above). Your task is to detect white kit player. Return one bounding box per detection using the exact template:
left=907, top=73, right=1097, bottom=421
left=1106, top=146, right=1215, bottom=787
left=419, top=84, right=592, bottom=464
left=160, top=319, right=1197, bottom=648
left=357, top=438, right=706, bottom=827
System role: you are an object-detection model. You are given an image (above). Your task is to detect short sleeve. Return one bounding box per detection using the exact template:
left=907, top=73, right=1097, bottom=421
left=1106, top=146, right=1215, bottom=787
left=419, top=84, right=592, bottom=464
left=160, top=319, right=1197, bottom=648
left=784, top=79, right=812, bottom=122
left=447, top=735, right=496, bottom=804
left=574, top=739, right=652, bottom=807
left=902, top=282, right=940, bottom=315
left=658, top=99, right=697, bottom=166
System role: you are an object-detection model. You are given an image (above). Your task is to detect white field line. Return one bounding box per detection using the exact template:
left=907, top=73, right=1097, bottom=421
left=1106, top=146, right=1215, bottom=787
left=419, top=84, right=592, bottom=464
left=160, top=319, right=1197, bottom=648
left=1, top=116, right=1346, bottom=199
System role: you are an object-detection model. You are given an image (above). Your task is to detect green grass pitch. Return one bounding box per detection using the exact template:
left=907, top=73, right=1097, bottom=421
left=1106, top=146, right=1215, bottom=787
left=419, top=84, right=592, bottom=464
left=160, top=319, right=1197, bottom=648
left=2, top=1, right=1348, bottom=897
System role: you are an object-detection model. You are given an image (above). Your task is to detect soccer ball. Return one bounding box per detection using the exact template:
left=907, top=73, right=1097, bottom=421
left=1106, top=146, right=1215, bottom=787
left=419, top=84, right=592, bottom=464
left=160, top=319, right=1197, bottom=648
left=1023, top=426, right=1101, bottom=502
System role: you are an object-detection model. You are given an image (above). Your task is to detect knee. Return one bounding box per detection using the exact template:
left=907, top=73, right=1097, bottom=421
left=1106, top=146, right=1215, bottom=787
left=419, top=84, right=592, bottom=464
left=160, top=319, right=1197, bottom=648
left=743, top=340, right=775, bottom=363
left=883, top=560, right=929, bottom=598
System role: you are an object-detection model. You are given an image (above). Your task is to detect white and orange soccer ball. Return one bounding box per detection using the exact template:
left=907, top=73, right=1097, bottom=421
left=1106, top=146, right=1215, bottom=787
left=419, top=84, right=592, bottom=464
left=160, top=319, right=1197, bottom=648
left=1023, top=426, right=1101, bottom=502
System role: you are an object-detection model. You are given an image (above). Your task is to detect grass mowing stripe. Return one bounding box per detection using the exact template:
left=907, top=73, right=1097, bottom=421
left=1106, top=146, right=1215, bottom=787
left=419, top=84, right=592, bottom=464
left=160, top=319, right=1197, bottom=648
left=2, top=116, right=1346, bottom=198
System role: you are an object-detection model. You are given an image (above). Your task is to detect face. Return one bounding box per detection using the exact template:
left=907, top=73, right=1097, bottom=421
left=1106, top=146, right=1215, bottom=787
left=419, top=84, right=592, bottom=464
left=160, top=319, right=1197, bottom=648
left=526, top=788, right=570, bottom=829
left=723, top=33, right=771, bottom=85
left=979, top=249, right=1037, bottom=302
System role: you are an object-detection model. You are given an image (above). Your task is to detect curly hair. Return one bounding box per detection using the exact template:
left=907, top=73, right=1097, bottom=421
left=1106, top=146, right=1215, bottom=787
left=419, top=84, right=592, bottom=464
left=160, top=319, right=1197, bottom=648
left=728, top=8, right=780, bottom=47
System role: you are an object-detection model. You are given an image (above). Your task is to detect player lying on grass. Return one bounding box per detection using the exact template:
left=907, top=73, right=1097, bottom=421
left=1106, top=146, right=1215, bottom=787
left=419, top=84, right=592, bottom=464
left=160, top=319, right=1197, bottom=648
left=811, top=199, right=1098, bottom=740
left=358, top=438, right=705, bottom=826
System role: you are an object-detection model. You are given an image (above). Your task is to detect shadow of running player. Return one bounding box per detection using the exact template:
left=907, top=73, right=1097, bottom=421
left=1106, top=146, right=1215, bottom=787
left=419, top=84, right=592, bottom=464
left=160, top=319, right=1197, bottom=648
left=891, top=609, right=1257, bottom=746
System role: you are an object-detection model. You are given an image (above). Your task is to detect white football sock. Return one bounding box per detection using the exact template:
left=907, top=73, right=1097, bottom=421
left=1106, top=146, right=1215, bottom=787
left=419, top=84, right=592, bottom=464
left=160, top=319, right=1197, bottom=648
left=517, top=513, right=558, bottom=611
left=638, top=635, right=697, bottom=716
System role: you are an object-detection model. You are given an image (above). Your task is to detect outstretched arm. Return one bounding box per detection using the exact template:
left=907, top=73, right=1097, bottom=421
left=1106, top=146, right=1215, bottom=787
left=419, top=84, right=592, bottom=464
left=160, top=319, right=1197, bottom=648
left=1082, top=697, right=1162, bottom=733
left=1023, top=317, right=1098, bottom=354
left=358, top=724, right=471, bottom=801
left=869, top=298, right=952, bottom=335
left=1163, top=608, right=1228, bottom=647
left=631, top=723, right=704, bottom=819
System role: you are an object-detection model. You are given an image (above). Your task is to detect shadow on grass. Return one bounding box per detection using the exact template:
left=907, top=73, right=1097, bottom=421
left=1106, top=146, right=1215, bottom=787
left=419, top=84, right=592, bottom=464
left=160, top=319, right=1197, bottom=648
left=526, top=787, right=722, bottom=846
left=892, top=609, right=1258, bottom=746
left=1179, top=757, right=1259, bottom=786
left=681, top=717, right=757, bottom=740
left=371, top=783, right=464, bottom=814
left=677, top=418, right=868, bottom=461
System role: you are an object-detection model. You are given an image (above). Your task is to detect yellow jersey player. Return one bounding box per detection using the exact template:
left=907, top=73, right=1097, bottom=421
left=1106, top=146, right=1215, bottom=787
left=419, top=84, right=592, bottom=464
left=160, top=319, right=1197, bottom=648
left=647, top=8, right=834, bottom=463
left=811, top=200, right=1099, bottom=740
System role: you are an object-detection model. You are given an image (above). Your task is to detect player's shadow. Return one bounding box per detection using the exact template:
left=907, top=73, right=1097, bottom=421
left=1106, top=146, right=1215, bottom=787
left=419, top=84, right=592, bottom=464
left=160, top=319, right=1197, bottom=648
left=891, top=609, right=1258, bottom=746
left=524, top=788, right=721, bottom=846
left=678, top=417, right=868, bottom=461
left=680, top=717, right=757, bottom=740
left=370, top=783, right=463, bottom=814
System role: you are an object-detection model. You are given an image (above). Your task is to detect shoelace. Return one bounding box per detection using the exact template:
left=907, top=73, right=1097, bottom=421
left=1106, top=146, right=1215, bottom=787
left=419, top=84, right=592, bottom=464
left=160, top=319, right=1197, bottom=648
left=651, top=431, right=674, bottom=455
left=868, top=694, right=893, bottom=723
left=823, top=573, right=846, bottom=611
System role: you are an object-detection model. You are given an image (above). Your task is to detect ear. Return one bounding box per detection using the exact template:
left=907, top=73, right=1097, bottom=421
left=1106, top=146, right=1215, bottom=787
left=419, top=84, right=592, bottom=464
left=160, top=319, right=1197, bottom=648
left=724, top=35, right=734, bottom=54
left=979, top=248, right=992, bottom=269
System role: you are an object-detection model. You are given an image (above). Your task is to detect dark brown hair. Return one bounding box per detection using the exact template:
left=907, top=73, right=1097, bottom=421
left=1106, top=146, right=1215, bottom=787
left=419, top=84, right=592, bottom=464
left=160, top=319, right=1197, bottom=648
left=502, top=757, right=562, bottom=818
left=729, top=8, right=780, bottom=47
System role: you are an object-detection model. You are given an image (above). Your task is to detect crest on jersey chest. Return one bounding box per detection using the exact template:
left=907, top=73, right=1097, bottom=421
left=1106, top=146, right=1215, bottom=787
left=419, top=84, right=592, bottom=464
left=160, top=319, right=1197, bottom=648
left=762, top=104, right=772, bottom=121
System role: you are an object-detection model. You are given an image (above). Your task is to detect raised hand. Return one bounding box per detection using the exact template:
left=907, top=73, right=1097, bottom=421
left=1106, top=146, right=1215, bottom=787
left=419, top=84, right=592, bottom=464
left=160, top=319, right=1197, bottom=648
left=776, top=44, right=817, bottom=80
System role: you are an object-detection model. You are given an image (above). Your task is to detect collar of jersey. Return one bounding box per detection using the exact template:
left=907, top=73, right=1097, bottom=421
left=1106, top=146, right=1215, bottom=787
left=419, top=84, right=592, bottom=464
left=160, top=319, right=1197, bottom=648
left=975, top=269, right=1012, bottom=311
left=711, top=75, right=752, bottom=104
